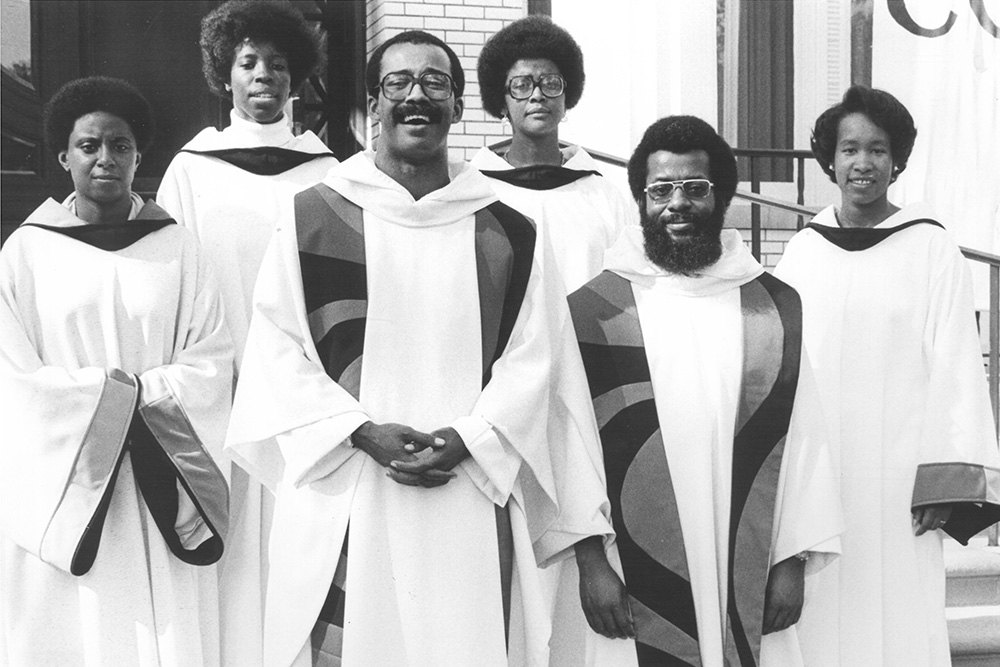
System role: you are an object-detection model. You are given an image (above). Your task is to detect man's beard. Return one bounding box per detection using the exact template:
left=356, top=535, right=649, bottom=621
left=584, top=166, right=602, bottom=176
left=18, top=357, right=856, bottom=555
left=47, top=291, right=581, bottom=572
left=640, top=205, right=726, bottom=275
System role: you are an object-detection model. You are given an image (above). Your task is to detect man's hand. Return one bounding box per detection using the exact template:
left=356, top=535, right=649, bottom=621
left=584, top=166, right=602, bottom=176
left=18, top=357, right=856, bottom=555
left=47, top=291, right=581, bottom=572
left=388, top=427, right=470, bottom=487
left=575, top=536, right=635, bottom=639
left=913, top=503, right=954, bottom=536
left=351, top=421, right=455, bottom=487
left=762, top=556, right=805, bottom=635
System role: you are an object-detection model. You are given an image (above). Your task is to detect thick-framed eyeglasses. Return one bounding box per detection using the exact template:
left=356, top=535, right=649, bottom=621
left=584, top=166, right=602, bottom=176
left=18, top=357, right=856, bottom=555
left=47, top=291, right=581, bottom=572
left=506, top=74, right=565, bottom=100
left=644, top=179, right=714, bottom=203
left=378, top=71, right=455, bottom=101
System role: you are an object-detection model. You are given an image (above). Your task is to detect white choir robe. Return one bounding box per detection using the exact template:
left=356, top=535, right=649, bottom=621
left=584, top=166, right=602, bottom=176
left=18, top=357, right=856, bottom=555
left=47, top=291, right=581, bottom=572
left=226, top=152, right=613, bottom=667
left=471, top=145, right=634, bottom=292
left=0, top=198, right=233, bottom=667
left=157, top=110, right=339, bottom=667
left=775, top=203, right=1000, bottom=667
left=579, top=227, right=842, bottom=667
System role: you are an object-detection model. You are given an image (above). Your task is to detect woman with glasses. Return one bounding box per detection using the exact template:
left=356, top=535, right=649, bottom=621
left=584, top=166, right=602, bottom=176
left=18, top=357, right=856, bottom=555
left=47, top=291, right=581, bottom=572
left=472, top=15, right=633, bottom=292
left=775, top=85, right=1000, bottom=667
left=1, top=76, right=232, bottom=666
left=156, top=2, right=336, bottom=665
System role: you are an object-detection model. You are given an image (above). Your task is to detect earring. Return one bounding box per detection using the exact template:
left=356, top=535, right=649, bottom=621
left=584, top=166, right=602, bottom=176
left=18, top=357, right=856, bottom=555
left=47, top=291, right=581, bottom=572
left=560, top=111, right=569, bottom=124
left=500, top=113, right=509, bottom=127
left=225, top=83, right=232, bottom=92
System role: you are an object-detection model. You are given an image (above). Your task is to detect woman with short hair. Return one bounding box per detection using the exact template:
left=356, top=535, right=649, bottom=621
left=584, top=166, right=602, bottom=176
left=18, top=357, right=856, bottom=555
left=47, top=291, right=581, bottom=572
left=156, top=2, right=338, bottom=665
left=0, top=75, right=233, bottom=666
left=775, top=85, right=1000, bottom=667
left=472, top=15, right=632, bottom=292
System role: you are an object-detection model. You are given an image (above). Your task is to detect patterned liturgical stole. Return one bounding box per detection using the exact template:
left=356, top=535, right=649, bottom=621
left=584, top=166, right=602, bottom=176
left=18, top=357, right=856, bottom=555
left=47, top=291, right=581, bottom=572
left=569, top=270, right=802, bottom=667
left=291, top=183, right=535, bottom=652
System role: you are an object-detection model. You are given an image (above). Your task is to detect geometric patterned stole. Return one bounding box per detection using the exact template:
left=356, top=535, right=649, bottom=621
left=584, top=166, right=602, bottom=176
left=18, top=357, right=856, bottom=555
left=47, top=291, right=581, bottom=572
left=294, top=182, right=537, bottom=398
left=294, top=182, right=536, bottom=653
left=568, top=270, right=801, bottom=667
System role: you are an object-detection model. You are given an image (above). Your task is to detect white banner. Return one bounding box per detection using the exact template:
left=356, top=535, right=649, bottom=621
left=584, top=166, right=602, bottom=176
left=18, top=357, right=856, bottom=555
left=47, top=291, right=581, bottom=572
left=872, top=0, right=999, bottom=263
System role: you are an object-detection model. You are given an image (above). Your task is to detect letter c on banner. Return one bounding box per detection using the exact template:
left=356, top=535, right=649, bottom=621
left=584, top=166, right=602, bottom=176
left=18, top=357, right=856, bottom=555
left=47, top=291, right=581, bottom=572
left=887, top=0, right=957, bottom=37
left=971, top=0, right=1000, bottom=38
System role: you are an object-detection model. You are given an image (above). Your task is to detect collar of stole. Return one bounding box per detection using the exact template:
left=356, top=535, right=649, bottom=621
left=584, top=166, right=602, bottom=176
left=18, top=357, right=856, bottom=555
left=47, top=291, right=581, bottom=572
left=20, top=202, right=175, bottom=251
left=804, top=217, right=943, bottom=251
left=180, top=146, right=336, bottom=176
left=292, top=182, right=536, bottom=396
left=480, top=164, right=601, bottom=191
left=568, top=270, right=802, bottom=667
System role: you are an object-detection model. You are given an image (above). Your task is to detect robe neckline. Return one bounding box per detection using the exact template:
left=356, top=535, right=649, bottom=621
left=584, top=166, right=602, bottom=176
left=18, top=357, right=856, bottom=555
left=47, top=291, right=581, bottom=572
left=603, top=225, right=764, bottom=296
left=321, top=151, right=498, bottom=228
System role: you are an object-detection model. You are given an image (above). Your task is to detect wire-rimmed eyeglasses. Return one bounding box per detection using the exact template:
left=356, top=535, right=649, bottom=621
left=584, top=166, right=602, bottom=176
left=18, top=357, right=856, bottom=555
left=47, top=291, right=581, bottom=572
left=378, top=71, right=455, bottom=101
left=506, top=74, right=565, bottom=100
left=644, top=179, right=714, bottom=203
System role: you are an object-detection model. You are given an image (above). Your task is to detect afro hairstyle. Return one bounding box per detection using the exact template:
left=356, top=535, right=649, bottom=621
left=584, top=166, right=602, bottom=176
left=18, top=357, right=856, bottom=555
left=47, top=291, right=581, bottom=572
left=627, top=115, right=738, bottom=211
left=477, top=16, right=584, bottom=119
left=365, top=30, right=464, bottom=98
left=811, top=85, right=917, bottom=183
left=43, top=76, right=154, bottom=156
left=200, top=0, right=325, bottom=99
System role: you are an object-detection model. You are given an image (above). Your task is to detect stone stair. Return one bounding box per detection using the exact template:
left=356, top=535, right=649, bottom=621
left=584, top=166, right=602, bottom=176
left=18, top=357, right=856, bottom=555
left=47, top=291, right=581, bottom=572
left=946, top=536, right=1000, bottom=667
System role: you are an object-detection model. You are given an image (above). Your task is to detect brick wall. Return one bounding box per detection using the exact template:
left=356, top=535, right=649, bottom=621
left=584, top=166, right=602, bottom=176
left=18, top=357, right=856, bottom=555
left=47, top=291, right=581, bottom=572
left=366, top=0, right=527, bottom=161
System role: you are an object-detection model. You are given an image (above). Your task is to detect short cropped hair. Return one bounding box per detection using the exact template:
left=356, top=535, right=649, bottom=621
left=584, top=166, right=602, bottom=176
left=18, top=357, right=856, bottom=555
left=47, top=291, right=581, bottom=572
left=43, top=76, right=154, bottom=155
left=627, top=115, right=738, bottom=210
left=366, top=30, right=464, bottom=99
left=477, top=16, right=585, bottom=119
left=811, top=85, right=917, bottom=183
left=200, top=0, right=325, bottom=99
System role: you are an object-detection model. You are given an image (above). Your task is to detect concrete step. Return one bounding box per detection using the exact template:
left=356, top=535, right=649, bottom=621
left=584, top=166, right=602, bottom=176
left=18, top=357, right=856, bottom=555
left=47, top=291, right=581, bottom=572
left=946, top=538, right=1000, bottom=665
left=947, top=605, right=1000, bottom=667
left=945, top=541, right=1000, bottom=607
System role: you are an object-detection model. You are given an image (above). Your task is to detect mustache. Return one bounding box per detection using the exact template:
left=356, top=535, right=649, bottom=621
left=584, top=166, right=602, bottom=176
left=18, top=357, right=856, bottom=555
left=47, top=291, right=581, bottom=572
left=391, top=102, right=444, bottom=124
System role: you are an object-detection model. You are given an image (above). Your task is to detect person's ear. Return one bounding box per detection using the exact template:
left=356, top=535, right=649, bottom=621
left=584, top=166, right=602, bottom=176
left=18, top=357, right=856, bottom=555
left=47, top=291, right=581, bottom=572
left=367, top=94, right=380, bottom=120
left=135, top=151, right=142, bottom=168
left=451, top=96, right=464, bottom=125
left=58, top=151, right=70, bottom=172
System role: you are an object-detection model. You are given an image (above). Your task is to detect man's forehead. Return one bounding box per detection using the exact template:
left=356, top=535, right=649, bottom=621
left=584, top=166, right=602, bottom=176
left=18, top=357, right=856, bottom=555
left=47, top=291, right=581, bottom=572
left=380, top=42, right=451, bottom=76
left=646, top=149, right=711, bottom=180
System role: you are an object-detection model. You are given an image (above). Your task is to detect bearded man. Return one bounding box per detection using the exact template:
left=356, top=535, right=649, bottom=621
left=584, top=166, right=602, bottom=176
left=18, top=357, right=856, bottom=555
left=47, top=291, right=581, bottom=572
left=225, top=29, right=610, bottom=667
left=564, top=115, right=843, bottom=667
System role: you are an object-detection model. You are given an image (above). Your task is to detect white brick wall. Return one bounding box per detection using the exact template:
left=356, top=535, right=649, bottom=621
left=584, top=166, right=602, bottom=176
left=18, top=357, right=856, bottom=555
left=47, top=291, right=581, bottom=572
left=366, top=0, right=526, bottom=161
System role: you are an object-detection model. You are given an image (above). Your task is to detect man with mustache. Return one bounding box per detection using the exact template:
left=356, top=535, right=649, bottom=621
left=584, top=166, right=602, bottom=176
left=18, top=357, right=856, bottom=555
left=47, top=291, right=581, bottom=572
left=226, top=29, right=611, bottom=667
left=565, top=116, right=843, bottom=667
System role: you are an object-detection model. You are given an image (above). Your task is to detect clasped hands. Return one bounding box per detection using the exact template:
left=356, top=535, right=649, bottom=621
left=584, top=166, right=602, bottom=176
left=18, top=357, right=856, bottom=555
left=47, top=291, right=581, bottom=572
left=350, top=421, right=470, bottom=488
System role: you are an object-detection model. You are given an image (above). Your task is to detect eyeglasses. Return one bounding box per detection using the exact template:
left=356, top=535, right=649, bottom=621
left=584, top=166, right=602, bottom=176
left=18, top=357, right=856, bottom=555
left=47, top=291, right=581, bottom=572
left=378, top=71, right=455, bottom=101
left=644, top=179, right=714, bottom=203
left=506, top=74, right=565, bottom=100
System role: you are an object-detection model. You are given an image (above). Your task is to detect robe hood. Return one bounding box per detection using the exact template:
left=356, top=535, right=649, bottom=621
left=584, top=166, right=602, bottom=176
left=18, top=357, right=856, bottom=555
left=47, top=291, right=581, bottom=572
left=180, top=109, right=330, bottom=154
left=471, top=144, right=601, bottom=172
left=322, top=150, right=498, bottom=228
left=811, top=201, right=938, bottom=229
left=604, top=225, right=764, bottom=296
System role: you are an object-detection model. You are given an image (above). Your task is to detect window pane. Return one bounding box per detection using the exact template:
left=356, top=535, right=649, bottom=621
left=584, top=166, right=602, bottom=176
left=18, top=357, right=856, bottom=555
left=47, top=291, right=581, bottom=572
left=1, top=0, right=32, bottom=87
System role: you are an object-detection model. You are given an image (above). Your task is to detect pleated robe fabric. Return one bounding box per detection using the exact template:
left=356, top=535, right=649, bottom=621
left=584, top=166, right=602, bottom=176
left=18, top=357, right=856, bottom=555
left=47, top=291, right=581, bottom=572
left=470, top=145, right=633, bottom=664
left=0, top=199, right=233, bottom=667
left=775, top=203, right=1000, bottom=667
left=471, top=145, right=634, bottom=292
left=566, top=227, right=842, bottom=667
left=226, top=151, right=612, bottom=667
left=157, top=110, right=339, bottom=667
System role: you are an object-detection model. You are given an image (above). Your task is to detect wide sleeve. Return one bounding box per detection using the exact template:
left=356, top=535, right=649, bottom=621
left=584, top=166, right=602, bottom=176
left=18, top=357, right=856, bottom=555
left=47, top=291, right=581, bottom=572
left=127, top=235, right=235, bottom=565
left=770, top=349, right=843, bottom=574
left=456, top=235, right=614, bottom=565
left=912, top=245, right=1000, bottom=543
left=0, top=232, right=232, bottom=573
left=225, top=214, right=369, bottom=493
